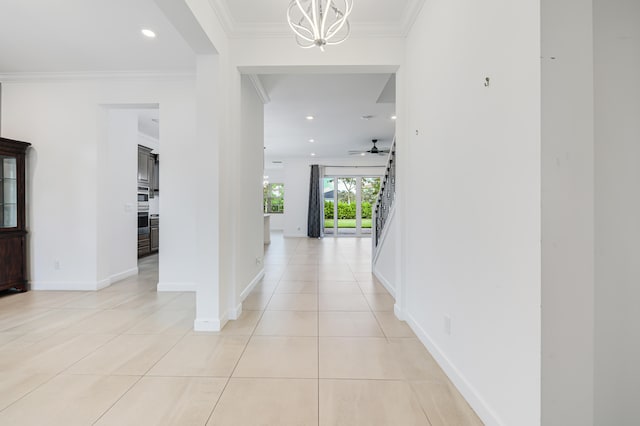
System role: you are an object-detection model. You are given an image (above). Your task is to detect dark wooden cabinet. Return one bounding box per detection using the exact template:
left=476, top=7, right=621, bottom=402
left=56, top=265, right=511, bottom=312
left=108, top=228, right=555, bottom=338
left=0, top=137, right=31, bottom=292
left=150, top=154, right=159, bottom=197
left=150, top=216, right=159, bottom=252
left=137, top=145, right=152, bottom=185
left=138, top=233, right=150, bottom=257
left=138, top=217, right=159, bottom=257
left=139, top=146, right=159, bottom=198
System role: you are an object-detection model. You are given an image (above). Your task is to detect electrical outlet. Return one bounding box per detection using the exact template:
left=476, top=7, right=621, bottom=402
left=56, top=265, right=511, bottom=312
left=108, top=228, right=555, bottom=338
left=54, top=260, right=61, bottom=270
left=444, top=315, right=452, bottom=336
left=256, top=257, right=263, bottom=265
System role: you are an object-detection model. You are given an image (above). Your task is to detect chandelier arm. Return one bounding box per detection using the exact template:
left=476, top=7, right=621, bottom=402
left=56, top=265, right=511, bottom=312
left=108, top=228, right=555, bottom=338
left=289, top=20, right=316, bottom=42
left=320, top=0, right=334, bottom=41
left=294, top=33, right=316, bottom=48
left=287, top=0, right=353, bottom=50
left=325, top=0, right=353, bottom=39
left=310, top=0, right=321, bottom=40
left=287, top=3, right=317, bottom=42
left=325, top=19, right=348, bottom=40
left=325, top=22, right=350, bottom=45
left=294, top=0, right=319, bottom=41
left=298, top=40, right=317, bottom=49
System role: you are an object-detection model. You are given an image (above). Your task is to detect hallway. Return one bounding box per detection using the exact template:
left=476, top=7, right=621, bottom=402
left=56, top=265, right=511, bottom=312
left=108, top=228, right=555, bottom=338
left=0, top=236, right=481, bottom=425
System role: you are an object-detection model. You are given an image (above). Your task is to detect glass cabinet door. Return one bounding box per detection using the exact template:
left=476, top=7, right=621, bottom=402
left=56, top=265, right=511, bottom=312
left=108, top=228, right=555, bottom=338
left=0, top=155, right=18, bottom=228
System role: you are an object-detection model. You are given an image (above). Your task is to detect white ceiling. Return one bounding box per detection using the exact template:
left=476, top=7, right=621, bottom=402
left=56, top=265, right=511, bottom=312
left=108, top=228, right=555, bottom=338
left=0, top=0, right=196, bottom=73
left=138, top=109, right=160, bottom=142
left=0, top=0, right=425, bottom=73
left=0, top=2, right=401, bottom=163
left=262, top=73, right=396, bottom=163
left=212, top=0, right=424, bottom=37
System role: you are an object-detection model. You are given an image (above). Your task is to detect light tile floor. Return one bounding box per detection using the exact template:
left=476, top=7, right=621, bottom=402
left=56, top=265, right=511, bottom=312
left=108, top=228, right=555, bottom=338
left=0, top=234, right=483, bottom=425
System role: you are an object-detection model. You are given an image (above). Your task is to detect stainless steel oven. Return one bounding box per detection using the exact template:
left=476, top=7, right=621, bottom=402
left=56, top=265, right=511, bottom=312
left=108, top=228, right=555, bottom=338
left=138, top=186, right=149, bottom=212
left=138, top=212, right=149, bottom=235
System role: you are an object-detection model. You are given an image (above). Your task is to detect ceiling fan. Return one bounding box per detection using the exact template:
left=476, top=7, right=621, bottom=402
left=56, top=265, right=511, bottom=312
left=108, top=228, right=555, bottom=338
left=349, top=139, right=390, bottom=156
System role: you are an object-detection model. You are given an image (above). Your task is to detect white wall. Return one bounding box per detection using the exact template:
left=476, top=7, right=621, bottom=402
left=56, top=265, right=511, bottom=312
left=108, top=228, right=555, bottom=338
left=403, top=1, right=541, bottom=425
left=102, top=109, right=139, bottom=285
left=594, top=1, right=640, bottom=424
left=0, top=76, right=198, bottom=291
left=235, top=75, right=265, bottom=301
left=540, top=1, right=595, bottom=424
left=372, top=208, right=396, bottom=297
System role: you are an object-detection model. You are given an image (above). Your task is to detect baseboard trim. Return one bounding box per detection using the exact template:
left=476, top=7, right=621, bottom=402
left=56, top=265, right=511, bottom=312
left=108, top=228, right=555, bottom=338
left=157, top=282, right=197, bottom=292
left=405, top=312, right=502, bottom=426
left=372, top=267, right=396, bottom=298
left=194, top=312, right=228, bottom=332
left=96, top=278, right=111, bottom=291
left=228, top=303, right=243, bottom=321
left=393, top=303, right=405, bottom=321
left=30, top=281, right=103, bottom=291
left=31, top=266, right=140, bottom=291
left=239, top=269, right=265, bottom=302
left=109, top=267, right=138, bottom=284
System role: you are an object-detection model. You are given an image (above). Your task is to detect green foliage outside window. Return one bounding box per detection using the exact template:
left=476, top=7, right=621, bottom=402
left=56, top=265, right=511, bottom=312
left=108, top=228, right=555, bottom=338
left=324, top=201, right=372, bottom=220
left=264, top=183, right=284, bottom=214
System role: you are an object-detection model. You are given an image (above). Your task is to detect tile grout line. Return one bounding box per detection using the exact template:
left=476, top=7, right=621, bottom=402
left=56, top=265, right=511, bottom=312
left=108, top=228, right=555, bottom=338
left=203, top=238, right=293, bottom=426
left=316, top=255, right=321, bottom=426
left=90, top=314, right=194, bottom=424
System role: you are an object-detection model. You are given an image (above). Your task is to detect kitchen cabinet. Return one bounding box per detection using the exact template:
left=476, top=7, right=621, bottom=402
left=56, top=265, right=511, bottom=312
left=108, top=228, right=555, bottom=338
left=138, top=233, right=150, bottom=257
left=138, top=216, right=159, bottom=258
left=148, top=154, right=159, bottom=199
left=150, top=216, right=159, bottom=252
left=152, top=154, right=159, bottom=195
left=0, top=137, right=31, bottom=292
left=137, top=145, right=152, bottom=185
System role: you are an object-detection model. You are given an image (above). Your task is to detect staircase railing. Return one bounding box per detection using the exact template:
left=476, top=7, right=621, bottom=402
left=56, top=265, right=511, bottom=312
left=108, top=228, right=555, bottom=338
left=373, top=138, right=396, bottom=252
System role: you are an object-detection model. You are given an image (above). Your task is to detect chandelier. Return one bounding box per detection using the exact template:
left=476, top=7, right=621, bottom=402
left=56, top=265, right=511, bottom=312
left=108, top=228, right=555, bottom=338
left=287, top=0, right=354, bottom=51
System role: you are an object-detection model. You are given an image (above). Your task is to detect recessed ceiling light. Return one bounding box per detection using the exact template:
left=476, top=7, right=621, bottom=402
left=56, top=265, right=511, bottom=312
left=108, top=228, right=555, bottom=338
left=306, top=116, right=315, bottom=120
left=360, top=153, right=366, bottom=156
left=141, top=29, right=156, bottom=38
left=311, top=153, right=316, bottom=157
left=309, top=139, right=315, bottom=143
left=391, top=115, right=397, bottom=120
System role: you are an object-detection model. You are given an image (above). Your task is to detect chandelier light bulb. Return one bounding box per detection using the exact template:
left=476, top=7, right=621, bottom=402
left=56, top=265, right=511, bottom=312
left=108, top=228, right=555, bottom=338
left=287, top=0, right=354, bottom=51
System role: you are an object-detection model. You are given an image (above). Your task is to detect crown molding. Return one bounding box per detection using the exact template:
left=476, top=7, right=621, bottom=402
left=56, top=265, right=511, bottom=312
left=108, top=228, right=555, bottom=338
left=401, top=0, right=427, bottom=36
left=247, top=74, right=271, bottom=105
left=207, top=0, right=236, bottom=36
left=0, top=70, right=195, bottom=82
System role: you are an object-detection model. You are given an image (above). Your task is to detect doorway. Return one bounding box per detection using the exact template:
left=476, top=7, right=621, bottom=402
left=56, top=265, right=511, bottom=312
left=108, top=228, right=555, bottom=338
left=323, top=176, right=381, bottom=236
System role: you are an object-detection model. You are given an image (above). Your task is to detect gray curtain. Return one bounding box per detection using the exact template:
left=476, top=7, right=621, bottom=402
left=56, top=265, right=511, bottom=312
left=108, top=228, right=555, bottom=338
left=307, top=164, right=323, bottom=238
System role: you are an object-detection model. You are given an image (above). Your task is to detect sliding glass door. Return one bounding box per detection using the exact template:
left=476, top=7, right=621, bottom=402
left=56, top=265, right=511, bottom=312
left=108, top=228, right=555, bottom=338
left=323, top=177, right=335, bottom=235
left=323, top=176, right=381, bottom=236
left=360, top=177, right=380, bottom=235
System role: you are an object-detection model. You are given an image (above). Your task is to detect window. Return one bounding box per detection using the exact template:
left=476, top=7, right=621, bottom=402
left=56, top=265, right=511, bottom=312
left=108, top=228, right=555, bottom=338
left=264, top=183, right=284, bottom=214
